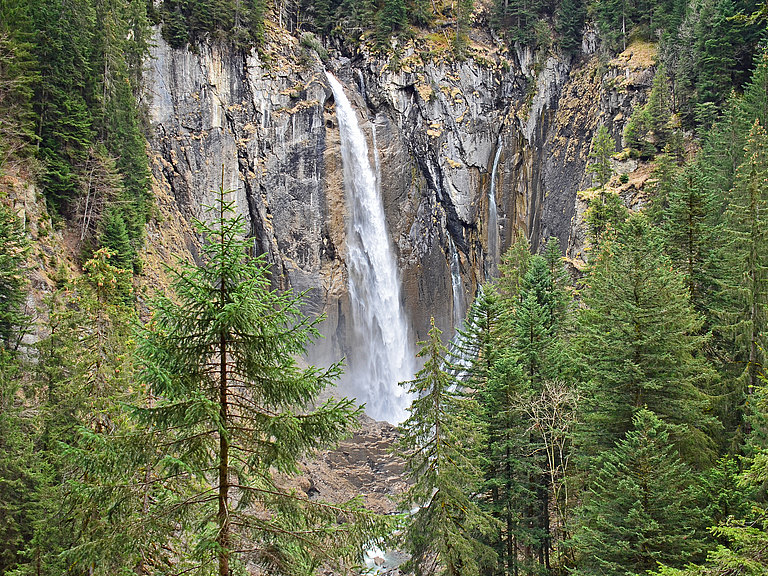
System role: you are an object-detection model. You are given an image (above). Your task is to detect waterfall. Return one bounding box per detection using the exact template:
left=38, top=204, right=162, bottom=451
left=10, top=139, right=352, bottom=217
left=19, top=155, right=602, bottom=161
left=326, top=72, right=413, bottom=424
left=488, top=137, right=502, bottom=278
left=448, top=238, right=465, bottom=330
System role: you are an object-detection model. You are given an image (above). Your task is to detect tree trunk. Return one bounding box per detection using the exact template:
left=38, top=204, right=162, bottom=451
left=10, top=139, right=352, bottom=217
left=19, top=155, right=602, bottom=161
left=218, top=329, right=230, bottom=576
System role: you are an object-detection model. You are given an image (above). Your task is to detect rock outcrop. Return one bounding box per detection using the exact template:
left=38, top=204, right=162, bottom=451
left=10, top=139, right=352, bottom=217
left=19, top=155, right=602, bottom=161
left=143, top=23, right=653, bottom=388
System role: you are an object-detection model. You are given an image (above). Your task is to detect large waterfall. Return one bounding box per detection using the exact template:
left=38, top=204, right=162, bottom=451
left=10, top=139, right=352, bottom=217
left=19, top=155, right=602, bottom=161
left=326, top=72, right=413, bottom=424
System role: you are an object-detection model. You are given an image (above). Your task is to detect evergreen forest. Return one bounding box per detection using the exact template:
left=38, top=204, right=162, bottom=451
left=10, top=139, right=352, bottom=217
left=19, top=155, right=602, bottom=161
left=1, top=0, right=768, bottom=574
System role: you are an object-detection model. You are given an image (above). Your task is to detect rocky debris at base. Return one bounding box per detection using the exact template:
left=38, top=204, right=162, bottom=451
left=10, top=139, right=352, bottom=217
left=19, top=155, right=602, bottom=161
left=298, top=414, right=407, bottom=514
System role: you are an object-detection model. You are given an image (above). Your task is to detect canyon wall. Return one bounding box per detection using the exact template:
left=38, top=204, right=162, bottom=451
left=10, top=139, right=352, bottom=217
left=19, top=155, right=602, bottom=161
left=144, top=25, right=653, bottom=384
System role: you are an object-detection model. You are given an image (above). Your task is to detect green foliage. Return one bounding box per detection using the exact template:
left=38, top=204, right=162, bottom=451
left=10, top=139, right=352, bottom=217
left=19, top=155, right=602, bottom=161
left=398, top=318, right=497, bottom=576
left=573, top=410, right=704, bottom=576
left=300, top=31, right=329, bottom=61
left=98, top=207, right=135, bottom=279
left=480, top=355, right=546, bottom=576
left=487, top=257, right=574, bottom=572
left=13, top=248, right=141, bottom=575
left=574, top=214, right=717, bottom=465
left=14, top=0, right=152, bottom=267
left=0, top=201, right=29, bottom=348
left=408, top=0, right=434, bottom=27
left=495, top=230, right=532, bottom=304
left=662, top=0, right=763, bottom=128
left=492, top=0, right=539, bottom=45
left=452, top=0, right=474, bottom=57
left=375, top=0, right=407, bottom=46
left=556, top=0, right=586, bottom=53
left=714, top=120, right=768, bottom=397
left=660, top=164, right=719, bottom=316
left=625, top=66, right=674, bottom=157
left=0, top=0, right=38, bottom=170
left=159, top=0, right=267, bottom=48
left=0, top=350, right=36, bottom=574
left=135, top=184, right=380, bottom=575
left=587, top=125, right=615, bottom=189
left=584, top=189, right=628, bottom=252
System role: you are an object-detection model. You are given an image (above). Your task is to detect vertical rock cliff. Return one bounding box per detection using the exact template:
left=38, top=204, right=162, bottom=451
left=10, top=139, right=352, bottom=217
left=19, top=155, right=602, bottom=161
left=144, top=24, right=652, bottom=404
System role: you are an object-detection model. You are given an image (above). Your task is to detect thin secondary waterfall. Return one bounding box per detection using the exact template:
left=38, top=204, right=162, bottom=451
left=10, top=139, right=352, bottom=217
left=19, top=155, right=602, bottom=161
left=488, top=138, right=502, bottom=278
left=325, top=71, right=413, bottom=424
left=448, top=238, right=465, bottom=330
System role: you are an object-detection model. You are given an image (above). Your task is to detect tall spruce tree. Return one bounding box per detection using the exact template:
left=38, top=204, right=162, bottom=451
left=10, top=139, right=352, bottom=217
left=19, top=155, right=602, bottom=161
left=588, top=125, right=615, bottom=189
left=573, top=410, right=704, bottom=576
left=0, top=200, right=32, bottom=574
left=661, top=165, right=719, bottom=316
left=716, top=120, right=768, bottom=397
left=0, top=202, right=29, bottom=348
left=574, top=213, right=717, bottom=465
left=135, top=183, right=382, bottom=576
left=480, top=355, right=543, bottom=576
left=556, top=0, right=585, bottom=53
left=398, top=318, right=497, bottom=576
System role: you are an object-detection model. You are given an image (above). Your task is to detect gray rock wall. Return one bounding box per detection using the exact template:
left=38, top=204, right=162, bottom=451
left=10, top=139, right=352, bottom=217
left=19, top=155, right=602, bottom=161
left=144, top=26, right=650, bottom=367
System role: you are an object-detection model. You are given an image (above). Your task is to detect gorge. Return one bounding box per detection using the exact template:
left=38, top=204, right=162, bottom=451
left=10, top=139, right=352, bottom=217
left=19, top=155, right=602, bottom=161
left=144, top=26, right=651, bottom=419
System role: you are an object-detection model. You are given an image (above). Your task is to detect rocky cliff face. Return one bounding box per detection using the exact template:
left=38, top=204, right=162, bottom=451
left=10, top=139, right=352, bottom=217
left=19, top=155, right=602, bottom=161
left=144, top=24, right=652, bottom=381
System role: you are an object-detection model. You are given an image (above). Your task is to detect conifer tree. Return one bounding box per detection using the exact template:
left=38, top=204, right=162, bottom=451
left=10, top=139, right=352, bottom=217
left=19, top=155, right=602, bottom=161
left=0, top=0, right=38, bottom=171
left=588, top=125, right=615, bottom=189
left=0, top=353, right=36, bottom=574
left=716, top=120, right=768, bottom=397
left=0, top=202, right=29, bottom=348
left=555, top=0, right=585, bottom=53
left=18, top=249, right=141, bottom=575
left=574, top=213, right=717, bottom=465
left=98, top=207, right=135, bottom=287
left=573, top=410, right=703, bottom=576
left=408, top=0, right=433, bottom=26
left=480, top=355, right=542, bottom=576
left=0, top=200, right=32, bottom=574
left=135, top=183, right=379, bottom=575
left=398, top=318, right=497, bottom=576
left=452, top=0, right=473, bottom=56
left=584, top=188, right=627, bottom=253
left=662, top=165, right=718, bottom=316
left=450, top=287, right=506, bottom=389
left=375, top=0, right=407, bottom=44
left=652, top=381, right=768, bottom=576
left=495, top=230, right=532, bottom=305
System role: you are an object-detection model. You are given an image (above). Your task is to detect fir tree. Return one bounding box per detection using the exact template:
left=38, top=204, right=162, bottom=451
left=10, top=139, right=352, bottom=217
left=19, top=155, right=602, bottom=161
left=587, top=125, right=615, bottom=189
left=495, top=230, right=532, bottom=306
left=375, top=0, right=407, bottom=44
left=573, top=410, right=704, bottom=576
left=556, top=0, right=585, bottom=53
left=17, top=249, right=140, bottom=575
left=98, top=207, right=134, bottom=280
left=574, top=213, right=717, bottom=465
left=662, top=165, right=718, bottom=316
left=134, top=183, right=380, bottom=575
left=452, top=0, right=473, bottom=57
left=0, top=0, right=38, bottom=171
left=716, top=120, right=768, bottom=397
left=0, top=202, right=29, bottom=349
left=398, top=318, right=497, bottom=576
left=0, top=201, right=32, bottom=574
left=480, top=355, right=543, bottom=576
left=584, top=188, right=627, bottom=253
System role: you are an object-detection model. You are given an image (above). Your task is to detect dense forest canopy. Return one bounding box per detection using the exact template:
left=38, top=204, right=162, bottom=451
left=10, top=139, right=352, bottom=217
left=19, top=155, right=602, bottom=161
left=1, top=0, right=768, bottom=574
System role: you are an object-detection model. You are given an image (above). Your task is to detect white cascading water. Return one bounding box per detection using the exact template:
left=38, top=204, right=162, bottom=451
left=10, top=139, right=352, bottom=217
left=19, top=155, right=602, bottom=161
left=448, top=238, right=465, bottom=330
left=487, top=138, right=502, bottom=278
left=326, top=72, right=413, bottom=424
